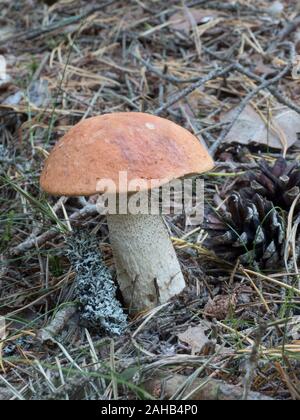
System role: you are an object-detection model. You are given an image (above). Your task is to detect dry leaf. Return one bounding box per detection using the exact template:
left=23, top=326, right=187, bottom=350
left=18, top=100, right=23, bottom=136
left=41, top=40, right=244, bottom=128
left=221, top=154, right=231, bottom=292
left=223, top=105, right=300, bottom=150
left=37, top=305, right=77, bottom=344
left=177, top=324, right=211, bottom=354
left=169, top=8, right=219, bottom=33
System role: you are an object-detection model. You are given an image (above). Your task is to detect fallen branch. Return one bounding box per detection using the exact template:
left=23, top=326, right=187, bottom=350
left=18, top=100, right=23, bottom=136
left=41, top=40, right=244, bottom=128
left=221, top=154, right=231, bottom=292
left=268, top=15, right=300, bottom=52
left=186, top=0, right=267, bottom=15
left=9, top=204, right=97, bottom=257
left=154, top=64, right=234, bottom=115
left=234, top=63, right=300, bottom=115
left=0, top=1, right=115, bottom=45
left=210, top=58, right=294, bottom=155
left=142, top=371, right=274, bottom=401
left=37, top=304, right=77, bottom=344
left=204, top=46, right=300, bottom=115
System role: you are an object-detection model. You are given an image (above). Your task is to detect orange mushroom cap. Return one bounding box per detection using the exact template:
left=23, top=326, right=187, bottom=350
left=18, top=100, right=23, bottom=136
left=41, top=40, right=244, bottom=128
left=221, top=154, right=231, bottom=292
left=40, top=112, right=214, bottom=196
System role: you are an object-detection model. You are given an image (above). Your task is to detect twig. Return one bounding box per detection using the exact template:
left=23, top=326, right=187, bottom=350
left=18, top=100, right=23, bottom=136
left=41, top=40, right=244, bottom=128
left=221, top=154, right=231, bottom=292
left=234, top=63, right=300, bottom=115
left=0, top=1, right=116, bottom=45
left=204, top=46, right=300, bottom=115
left=9, top=204, right=97, bottom=257
left=268, top=15, right=300, bottom=52
left=143, top=369, right=273, bottom=400
left=186, top=0, right=268, bottom=15
left=132, top=53, right=205, bottom=84
left=210, top=59, right=294, bottom=155
left=0, top=386, right=12, bottom=401
left=154, top=64, right=234, bottom=115
left=30, top=53, right=50, bottom=83
left=37, top=304, right=77, bottom=344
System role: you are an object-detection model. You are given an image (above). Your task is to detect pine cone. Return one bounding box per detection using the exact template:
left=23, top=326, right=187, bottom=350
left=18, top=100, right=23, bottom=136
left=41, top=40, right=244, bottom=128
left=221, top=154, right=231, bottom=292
left=232, top=158, right=300, bottom=212
left=205, top=192, right=285, bottom=268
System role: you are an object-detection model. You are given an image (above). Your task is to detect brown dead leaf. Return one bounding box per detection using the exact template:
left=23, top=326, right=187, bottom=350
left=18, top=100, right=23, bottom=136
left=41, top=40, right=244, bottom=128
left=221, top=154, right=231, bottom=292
left=177, top=324, right=211, bottom=354
left=223, top=105, right=300, bottom=151
left=169, top=8, right=219, bottom=33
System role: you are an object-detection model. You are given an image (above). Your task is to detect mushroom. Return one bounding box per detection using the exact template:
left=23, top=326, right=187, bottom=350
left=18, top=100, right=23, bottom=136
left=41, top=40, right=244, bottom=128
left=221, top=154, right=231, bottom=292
left=40, top=112, right=214, bottom=313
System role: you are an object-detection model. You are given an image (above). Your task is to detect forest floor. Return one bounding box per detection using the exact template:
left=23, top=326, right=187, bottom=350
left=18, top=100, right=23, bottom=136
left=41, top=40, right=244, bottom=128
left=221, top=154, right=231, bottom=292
left=0, top=0, right=300, bottom=400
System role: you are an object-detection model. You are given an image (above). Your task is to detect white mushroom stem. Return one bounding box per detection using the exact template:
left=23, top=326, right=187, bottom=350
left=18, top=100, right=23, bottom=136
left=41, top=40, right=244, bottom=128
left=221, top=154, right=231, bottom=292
left=107, top=214, right=186, bottom=313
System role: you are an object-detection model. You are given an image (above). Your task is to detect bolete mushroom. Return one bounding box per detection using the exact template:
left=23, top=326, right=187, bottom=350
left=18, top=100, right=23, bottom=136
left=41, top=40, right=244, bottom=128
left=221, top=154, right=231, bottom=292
left=40, top=112, right=214, bottom=313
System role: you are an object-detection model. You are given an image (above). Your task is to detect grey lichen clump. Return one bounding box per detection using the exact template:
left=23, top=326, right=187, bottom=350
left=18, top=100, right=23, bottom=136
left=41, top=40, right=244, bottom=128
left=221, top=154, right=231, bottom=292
left=66, top=230, right=127, bottom=336
left=0, top=145, right=9, bottom=170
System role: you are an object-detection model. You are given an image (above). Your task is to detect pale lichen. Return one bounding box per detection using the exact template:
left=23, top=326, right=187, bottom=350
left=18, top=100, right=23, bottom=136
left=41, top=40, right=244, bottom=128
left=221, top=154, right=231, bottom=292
left=0, top=145, right=9, bottom=168
left=66, top=231, right=127, bottom=336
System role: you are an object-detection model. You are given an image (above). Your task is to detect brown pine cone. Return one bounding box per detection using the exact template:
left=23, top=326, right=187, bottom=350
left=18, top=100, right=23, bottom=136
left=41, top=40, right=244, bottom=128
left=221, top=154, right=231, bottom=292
left=205, top=192, right=285, bottom=268
left=232, top=157, right=300, bottom=212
